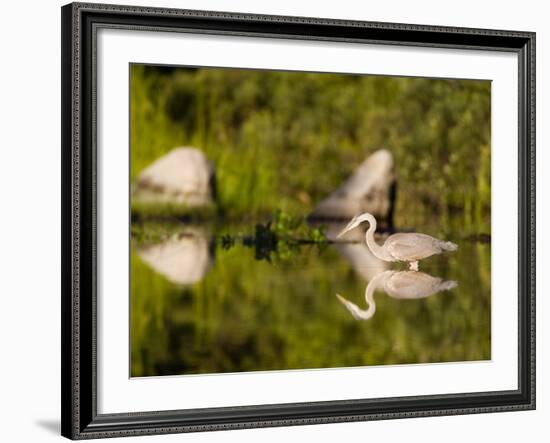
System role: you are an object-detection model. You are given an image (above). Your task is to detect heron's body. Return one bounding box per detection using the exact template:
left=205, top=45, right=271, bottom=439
left=336, top=270, right=458, bottom=321
left=382, top=232, right=457, bottom=262
left=337, top=212, right=457, bottom=270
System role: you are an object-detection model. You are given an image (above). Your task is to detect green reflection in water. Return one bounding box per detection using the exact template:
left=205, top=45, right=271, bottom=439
left=130, top=218, right=490, bottom=377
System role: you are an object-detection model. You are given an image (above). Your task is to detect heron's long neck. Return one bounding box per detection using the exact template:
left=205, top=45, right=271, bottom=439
left=338, top=272, right=393, bottom=321
left=362, top=279, right=377, bottom=320
left=364, top=216, right=391, bottom=261
left=350, top=281, right=377, bottom=321
left=357, top=270, right=394, bottom=319
left=354, top=270, right=391, bottom=320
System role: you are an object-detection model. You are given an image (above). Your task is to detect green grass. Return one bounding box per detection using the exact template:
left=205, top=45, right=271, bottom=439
left=130, top=65, right=491, bottom=224
left=131, top=200, right=218, bottom=222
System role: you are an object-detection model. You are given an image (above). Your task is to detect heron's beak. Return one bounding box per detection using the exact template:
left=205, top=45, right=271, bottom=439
left=336, top=223, right=353, bottom=239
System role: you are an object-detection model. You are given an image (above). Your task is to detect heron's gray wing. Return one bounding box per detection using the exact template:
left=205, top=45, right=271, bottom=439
left=384, top=233, right=440, bottom=261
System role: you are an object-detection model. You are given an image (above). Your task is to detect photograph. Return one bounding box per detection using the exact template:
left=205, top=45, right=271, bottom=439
left=129, top=65, right=492, bottom=378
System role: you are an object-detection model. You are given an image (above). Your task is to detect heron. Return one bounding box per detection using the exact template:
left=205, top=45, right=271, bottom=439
left=336, top=269, right=458, bottom=321
left=336, top=212, right=458, bottom=270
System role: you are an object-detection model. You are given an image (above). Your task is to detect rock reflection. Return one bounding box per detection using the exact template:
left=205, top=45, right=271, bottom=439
left=336, top=270, right=458, bottom=321
left=137, top=228, right=213, bottom=285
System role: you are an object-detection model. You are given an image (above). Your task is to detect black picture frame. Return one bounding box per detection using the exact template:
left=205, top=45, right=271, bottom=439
left=61, top=2, right=536, bottom=439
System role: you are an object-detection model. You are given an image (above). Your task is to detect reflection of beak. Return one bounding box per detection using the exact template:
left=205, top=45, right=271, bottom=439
left=335, top=293, right=348, bottom=304
left=336, top=293, right=355, bottom=310
left=335, top=293, right=359, bottom=318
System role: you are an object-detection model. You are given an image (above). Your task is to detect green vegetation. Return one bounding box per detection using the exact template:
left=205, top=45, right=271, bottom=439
left=223, top=210, right=328, bottom=263
left=131, top=65, right=491, bottom=224
left=130, top=201, right=217, bottom=221
left=133, top=210, right=327, bottom=263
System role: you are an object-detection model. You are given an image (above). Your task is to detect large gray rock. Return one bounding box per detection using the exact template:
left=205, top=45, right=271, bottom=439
left=137, top=228, right=213, bottom=285
left=133, top=147, right=215, bottom=206
left=310, top=149, right=395, bottom=222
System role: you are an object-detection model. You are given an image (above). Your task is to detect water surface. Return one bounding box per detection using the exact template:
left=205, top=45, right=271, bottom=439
left=130, top=219, right=490, bottom=377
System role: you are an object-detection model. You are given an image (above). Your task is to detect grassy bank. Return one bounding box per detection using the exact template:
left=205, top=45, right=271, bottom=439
left=130, top=65, right=491, bottom=225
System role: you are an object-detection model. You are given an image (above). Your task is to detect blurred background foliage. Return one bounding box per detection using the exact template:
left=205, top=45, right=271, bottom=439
left=130, top=64, right=491, bottom=224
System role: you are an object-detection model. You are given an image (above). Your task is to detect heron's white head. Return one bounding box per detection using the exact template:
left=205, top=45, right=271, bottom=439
left=336, top=212, right=376, bottom=238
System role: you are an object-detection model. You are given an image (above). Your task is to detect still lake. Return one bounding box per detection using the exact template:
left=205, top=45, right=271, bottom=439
left=130, top=218, right=491, bottom=377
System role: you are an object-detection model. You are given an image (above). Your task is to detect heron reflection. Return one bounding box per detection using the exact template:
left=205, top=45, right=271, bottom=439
left=336, top=270, right=458, bottom=321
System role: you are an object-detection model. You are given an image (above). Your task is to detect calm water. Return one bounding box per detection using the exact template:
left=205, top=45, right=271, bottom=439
left=130, top=220, right=491, bottom=377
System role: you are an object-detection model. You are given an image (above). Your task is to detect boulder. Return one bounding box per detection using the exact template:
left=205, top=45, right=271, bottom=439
left=309, top=149, right=396, bottom=223
left=133, top=147, right=216, bottom=206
